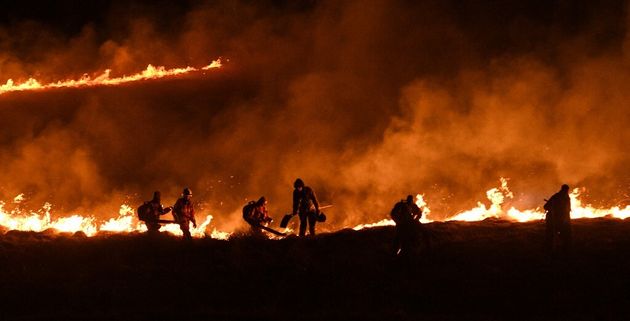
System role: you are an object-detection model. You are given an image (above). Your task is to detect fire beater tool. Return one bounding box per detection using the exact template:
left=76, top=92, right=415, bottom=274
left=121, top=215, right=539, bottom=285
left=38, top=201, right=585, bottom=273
left=255, top=224, right=287, bottom=236
left=156, top=220, right=178, bottom=224
left=280, top=205, right=333, bottom=228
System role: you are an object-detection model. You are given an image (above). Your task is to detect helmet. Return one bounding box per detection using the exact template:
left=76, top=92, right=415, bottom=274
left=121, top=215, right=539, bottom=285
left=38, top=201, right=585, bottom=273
left=406, top=195, right=414, bottom=203
left=561, top=184, right=569, bottom=192
left=183, top=188, right=192, bottom=196
left=153, top=191, right=161, bottom=200
left=256, top=196, right=267, bottom=206
left=294, top=178, right=305, bottom=188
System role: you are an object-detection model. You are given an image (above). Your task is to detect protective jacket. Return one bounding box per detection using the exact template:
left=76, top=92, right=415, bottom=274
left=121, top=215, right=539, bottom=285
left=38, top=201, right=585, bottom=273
left=146, top=200, right=170, bottom=221
left=173, top=197, right=196, bottom=226
left=292, top=186, right=320, bottom=215
left=544, top=191, right=571, bottom=225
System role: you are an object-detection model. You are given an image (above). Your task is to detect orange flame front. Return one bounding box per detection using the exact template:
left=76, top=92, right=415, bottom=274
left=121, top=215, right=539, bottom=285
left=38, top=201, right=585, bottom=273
left=1, top=178, right=629, bottom=237
left=0, top=200, right=230, bottom=239
left=0, top=59, right=222, bottom=96
left=354, top=178, right=630, bottom=230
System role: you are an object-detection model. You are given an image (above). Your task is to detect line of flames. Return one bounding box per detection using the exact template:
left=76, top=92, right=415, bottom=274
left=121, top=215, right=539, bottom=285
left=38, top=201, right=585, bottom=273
left=1, top=178, right=629, bottom=239
left=0, top=198, right=230, bottom=240
left=0, top=59, right=222, bottom=95
left=352, top=177, right=630, bottom=230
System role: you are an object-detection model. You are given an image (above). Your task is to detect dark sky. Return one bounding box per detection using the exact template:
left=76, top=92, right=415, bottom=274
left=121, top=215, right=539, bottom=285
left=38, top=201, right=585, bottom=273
left=0, top=0, right=628, bottom=229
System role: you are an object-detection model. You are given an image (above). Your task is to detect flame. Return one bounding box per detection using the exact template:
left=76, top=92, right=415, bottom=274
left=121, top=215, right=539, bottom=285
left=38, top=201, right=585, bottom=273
left=99, top=205, right=146, bottom=233
left=352, top=218, right=395, bottom=230
left=13, top=193, right=25, bottom=204
left=354, top=178, right=630, bottom=230
left=0, top=198, right=230, bottom=239
left=444, top=178, right=630, bottom=222
left=353, top=194, right=432, bottom=230
left=2, top=178, right=629, bottom=237
left=415, top=194, right=432, bottom=224
left=0, top=59, right=223, bottom=96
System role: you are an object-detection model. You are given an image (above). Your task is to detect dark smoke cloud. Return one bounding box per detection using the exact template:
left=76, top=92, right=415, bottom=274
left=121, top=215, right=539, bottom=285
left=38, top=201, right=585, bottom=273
left=0, top=0, right=628, bottom=230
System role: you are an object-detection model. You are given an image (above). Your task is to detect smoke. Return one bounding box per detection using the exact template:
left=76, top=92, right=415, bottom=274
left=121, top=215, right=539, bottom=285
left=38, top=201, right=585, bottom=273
left=0, top=0, right=628, bottom=230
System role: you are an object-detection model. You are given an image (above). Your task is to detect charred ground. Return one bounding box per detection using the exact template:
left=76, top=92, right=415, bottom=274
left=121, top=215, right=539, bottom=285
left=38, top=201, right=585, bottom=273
left=1, top=218, right=630, bottom=320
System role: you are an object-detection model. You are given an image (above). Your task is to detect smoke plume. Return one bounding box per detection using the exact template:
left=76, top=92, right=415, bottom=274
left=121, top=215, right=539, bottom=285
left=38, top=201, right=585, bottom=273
left=0, top=0, right=628, bottom=230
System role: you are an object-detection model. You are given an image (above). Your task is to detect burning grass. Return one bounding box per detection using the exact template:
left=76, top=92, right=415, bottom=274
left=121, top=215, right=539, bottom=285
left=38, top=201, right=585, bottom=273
left=0, top=59, right=222, bottom=95
left=2, top=178, right=630, bottom=240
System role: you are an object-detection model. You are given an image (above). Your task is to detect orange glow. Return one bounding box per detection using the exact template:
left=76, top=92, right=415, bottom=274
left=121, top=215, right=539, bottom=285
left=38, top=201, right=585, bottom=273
left=0, top=200, right=230, bottom=239
left=0, top=59, right=223, bottom=95
left=352, top=194, right=431, bottom=230
left=447, top=177, right=514, bottom=222
left=445, top=179, right=629, bottom=222
left=2, top=179, right=629, bottom=237
left=354, top=178, right=630, bottom=230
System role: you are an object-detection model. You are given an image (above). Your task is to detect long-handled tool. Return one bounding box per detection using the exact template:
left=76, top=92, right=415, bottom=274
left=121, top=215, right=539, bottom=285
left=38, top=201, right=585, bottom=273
left=156, top=219, right=178, bottom=224
left=280, top=214, right=294, bottom=228
left=280, top=205, right=333, bottom=228
left=256, top=224, right=286, bottom=236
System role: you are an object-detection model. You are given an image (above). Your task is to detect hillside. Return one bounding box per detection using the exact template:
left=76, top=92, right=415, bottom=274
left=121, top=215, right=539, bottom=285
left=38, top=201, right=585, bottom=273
left=1, top=218, right=629, bottom=320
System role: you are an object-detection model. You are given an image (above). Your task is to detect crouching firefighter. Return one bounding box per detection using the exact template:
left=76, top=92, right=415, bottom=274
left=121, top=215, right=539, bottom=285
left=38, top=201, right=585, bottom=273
left=173, top=187, right=197, bottom=240
left=137, top=191, right=172, bottom=234
left=243, top=196, right=272, bottom=234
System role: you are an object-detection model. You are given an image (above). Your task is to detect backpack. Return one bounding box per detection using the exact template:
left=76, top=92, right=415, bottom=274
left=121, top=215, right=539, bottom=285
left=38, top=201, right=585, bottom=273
left=543, top=196, right=555, bottom=212
left=390, top=201, right=407, bottom=223
left=137, top=202, right=152, bottom=221
left=242, top=201, right=256, bottom=220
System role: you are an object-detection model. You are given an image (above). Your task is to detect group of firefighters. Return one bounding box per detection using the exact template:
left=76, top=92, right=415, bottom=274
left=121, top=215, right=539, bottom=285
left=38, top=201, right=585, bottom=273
left=138, top=180, right=573, bottom=257
left=138, top=178, right=322, bottom=240
left=387, top=184, right=572, bottom=257
left=137, top=188, right=197, bottom=239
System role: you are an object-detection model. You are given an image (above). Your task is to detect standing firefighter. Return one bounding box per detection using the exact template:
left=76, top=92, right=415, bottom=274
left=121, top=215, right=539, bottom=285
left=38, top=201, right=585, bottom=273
left=243, top=196, right=272, bottom=234
left=292, top=178, right=321, bottom=236
left=390, top=195, right=429, bottom=256
left=137, top=191, right=172, bottom=234
left=544, top=184, right=572, bottom=255
left=173, top=187, right=197, bottom=240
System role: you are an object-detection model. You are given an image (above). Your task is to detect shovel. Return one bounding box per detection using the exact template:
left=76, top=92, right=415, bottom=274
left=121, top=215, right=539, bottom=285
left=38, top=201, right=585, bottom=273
left=280, top=214, right=294, bottom=228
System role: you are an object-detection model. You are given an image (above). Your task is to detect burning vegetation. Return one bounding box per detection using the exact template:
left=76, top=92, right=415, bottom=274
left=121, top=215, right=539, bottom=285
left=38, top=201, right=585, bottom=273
left=0, top=178, right=628, bottom=239
left=0, top=59, right=222, bottom=95
left=0, top=1, right=628, bottom=236
left=1, top=1, right=630, bottom=320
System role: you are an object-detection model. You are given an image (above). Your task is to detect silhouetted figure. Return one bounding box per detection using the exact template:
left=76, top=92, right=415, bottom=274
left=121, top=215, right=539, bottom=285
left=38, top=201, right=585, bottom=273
left=544, top=184, right=572, bottom=256
left=138, top=191, right=172, bottom=234
left=292, top=178, right=320, bottom=236
left=243, top=196, right=272, bottom=234
left=391, top=195, right=430, bottom=256
left=173, top=187, right=197, bottom=240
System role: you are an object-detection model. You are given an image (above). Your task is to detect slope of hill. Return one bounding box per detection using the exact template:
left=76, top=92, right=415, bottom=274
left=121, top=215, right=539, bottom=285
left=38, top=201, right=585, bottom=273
left=1, top=218, right=629, bottom=320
